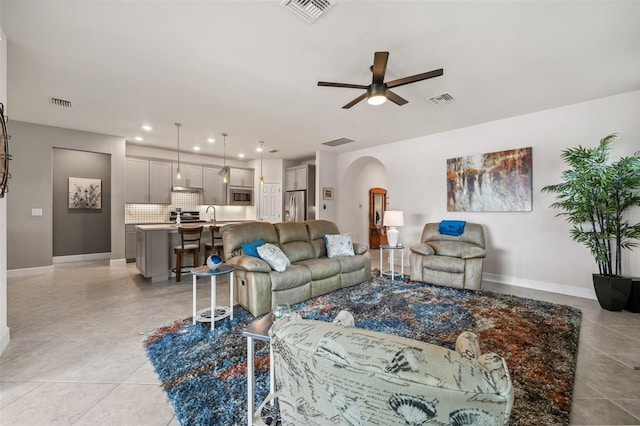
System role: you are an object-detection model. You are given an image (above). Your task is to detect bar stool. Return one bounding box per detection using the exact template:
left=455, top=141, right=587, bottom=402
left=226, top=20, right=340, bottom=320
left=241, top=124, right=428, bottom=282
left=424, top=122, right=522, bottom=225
left=204, top=225, right=224, bottom=260
left=174, top=226, right=203, bottom=282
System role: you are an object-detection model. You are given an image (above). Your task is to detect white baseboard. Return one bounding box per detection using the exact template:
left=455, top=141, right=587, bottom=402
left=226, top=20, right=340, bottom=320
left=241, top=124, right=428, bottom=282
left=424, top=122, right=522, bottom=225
left=0, top=326, right=10, bottom=356
left=110, top=258, right=127, bottom=268
left=7, top=265, right=54, bottom=278
left=53, top=252, right=111, bottom=264
left=483, top=273, right=597, bottom=300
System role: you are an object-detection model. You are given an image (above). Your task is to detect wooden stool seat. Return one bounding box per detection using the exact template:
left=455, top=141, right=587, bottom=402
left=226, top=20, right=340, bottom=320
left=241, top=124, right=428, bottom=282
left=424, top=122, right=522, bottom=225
left=174, top=226, right=203, bottom=282
left=204, top=225, right=224, bottom=260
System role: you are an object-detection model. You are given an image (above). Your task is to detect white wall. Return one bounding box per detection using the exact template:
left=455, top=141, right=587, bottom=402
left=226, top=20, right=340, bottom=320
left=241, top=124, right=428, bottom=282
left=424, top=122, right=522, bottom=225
left=333, top=91, right=640, bottom=299
left=0, top=24, right=10, bottom=355
left=315, top=151, right=337, bottom=222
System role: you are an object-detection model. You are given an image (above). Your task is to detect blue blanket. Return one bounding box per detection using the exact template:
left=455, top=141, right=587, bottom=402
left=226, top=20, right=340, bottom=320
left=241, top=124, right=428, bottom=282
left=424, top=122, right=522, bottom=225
left=439, top=220, right=466, bottom=236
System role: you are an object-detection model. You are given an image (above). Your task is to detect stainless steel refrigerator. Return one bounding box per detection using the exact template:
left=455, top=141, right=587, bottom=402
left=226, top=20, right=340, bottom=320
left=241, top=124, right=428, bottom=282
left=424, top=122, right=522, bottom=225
left=284, top=189, right=315, bottom=222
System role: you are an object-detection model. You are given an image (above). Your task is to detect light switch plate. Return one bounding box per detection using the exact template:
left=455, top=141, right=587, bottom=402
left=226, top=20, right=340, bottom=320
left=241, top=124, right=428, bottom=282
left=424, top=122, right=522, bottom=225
left=32, top=208, right=43, bottom=216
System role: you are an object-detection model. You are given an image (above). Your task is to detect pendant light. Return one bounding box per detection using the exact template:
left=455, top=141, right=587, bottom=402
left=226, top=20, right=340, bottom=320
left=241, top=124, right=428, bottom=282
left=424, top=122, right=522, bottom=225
left=221, top=132, right=229, bottom=183
left=175, top=123, right=182, bottom=179
left=257, top=141, right=265, bottom=186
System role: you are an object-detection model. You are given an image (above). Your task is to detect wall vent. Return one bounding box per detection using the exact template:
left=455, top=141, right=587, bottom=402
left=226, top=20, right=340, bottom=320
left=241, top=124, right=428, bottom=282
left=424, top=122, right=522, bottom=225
left=428, top=93, right=454, bottom=105
left=322, top=137, right=354, bottom=147
left=281, top=0, right=335, bottom=24
left=268, top=149, right=279, bottom=153
left=51, top=97, right=72, bottom=108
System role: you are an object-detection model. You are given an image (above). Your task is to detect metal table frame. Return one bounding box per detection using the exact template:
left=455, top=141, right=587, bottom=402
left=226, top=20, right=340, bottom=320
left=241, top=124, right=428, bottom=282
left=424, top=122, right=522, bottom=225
left=243, top=314, right=275, bottom=426
left=190, top=264, right=234, bottom=331
left=379, top=244, right=404, bottom=280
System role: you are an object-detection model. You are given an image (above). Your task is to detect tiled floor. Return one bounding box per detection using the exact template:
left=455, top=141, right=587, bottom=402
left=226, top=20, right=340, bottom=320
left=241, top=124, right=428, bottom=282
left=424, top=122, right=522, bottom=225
left=1, top=253, right=639, bottom=425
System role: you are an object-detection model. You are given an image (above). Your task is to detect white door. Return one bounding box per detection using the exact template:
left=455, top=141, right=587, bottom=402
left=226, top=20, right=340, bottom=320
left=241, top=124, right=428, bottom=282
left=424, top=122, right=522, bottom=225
left=260, top=183, right=282, bottom=223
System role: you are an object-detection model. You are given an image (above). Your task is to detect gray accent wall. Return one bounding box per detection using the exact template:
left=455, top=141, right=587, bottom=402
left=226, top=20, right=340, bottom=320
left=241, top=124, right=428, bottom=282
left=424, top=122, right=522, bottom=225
left=52, top=148, right=111, bottom=256
left=7, top=121, right=125, bottom=270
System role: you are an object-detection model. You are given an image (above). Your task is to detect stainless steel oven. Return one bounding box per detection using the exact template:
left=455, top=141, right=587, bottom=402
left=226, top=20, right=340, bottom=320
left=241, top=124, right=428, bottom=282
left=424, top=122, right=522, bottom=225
left=228, top=188, right=253, bottom=205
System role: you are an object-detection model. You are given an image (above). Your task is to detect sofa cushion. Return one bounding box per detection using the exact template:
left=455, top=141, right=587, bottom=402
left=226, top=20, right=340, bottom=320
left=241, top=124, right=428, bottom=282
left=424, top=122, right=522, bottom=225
left=410, top=243, right=435, bottom=256
left=428, top=241, right=486, bottom=259
left=306, top=220, right=340, bottom=258
left=334, top=254, right=367, bottom=274
left=296, top=258, right=341, bottom=280
left=275, top=222, right=316, bottom=263
left=225, top=255, right=272, bottom=273
left=270, top=264, right=312, bottom=291
left=257, top=243, right=290, bottom=272
left=222, top=221, right=279, bottom=260
left=241, top=238, right=265, bottom=257
left=325, top=233, right=355, bottom=258
left=422, top=255, right=465, bottom=273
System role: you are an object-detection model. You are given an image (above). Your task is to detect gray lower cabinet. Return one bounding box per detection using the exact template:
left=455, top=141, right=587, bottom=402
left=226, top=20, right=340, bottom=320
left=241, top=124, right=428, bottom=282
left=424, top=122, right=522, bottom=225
left=125, top=225, right=137, bottom=262
left=136, top=229, right=169, bottom=281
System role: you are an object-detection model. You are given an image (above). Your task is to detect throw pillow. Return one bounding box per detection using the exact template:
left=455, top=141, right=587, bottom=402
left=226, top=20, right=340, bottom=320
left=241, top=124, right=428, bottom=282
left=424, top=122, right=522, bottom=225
left=324, top=233, right=355, bottom=258
left=241, top=238, right=265, bottom=258
left=257, top=243, right=290, bottom=272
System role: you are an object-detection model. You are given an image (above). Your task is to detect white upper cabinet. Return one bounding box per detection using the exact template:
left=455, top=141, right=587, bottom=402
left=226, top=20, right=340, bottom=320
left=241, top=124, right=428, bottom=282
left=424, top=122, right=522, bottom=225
left=202, top=166, right=226, bottom=204
left=172, top=163, right=203, bottom=188
left=230, top=168, right=254, bottom=188
left=125, top=158, right=150, bottom=202
left=148, top=161, right=172, bottom=203
left=285, top=165, right=309, bottom=191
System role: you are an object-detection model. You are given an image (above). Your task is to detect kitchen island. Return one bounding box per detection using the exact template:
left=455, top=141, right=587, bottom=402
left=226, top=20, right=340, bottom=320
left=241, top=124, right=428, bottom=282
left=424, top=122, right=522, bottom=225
left=135, top=222, right=238, bottom=282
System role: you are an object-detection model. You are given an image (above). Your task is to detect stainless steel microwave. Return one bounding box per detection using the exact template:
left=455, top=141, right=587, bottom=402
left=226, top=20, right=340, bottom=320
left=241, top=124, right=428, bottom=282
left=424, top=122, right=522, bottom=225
left=228, top=188, right=253, bottom=205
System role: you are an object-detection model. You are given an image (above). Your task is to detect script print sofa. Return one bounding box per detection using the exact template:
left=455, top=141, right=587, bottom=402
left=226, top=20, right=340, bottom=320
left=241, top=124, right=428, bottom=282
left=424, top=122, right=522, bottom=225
left=268, top=316, right=514, bottom=425
left=221, top=220, right=371, bottom=316
left=410, top=222, right=486, bottom=290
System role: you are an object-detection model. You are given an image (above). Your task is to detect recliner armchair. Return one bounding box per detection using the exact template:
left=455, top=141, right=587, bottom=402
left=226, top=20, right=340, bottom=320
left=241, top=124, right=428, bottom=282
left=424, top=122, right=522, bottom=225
left=409, top=222, right=486, bottom=290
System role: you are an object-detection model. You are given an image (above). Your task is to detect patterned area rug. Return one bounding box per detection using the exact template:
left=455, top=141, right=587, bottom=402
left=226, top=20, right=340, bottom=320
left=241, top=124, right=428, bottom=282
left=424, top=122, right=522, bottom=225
left=143, top=278, right=581, bottom=425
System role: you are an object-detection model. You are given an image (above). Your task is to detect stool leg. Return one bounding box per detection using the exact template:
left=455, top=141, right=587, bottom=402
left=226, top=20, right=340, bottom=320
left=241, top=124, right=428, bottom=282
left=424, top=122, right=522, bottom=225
left=176, top=252, right=182, bottom=282
left=193, top=251, right=199, bottom=268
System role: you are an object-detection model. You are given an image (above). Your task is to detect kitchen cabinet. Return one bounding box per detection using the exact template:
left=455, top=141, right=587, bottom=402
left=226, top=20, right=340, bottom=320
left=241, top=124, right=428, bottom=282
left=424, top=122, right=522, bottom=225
left=172, top=163, right=203, bottom=188
left=125, top=158, right=149, bottom=202
left=202, top=166, right=226, bottom=204
left=149, top=161, right=172, bottom=203
left=229, top=168, right=254, bottom=188
left=125, top=158, right=172, bottom=203
left=136, top=228, right=169, bottom=282
left=125, top=225, right=137, bottom=261
left=285, top=165, right=312, bottom=191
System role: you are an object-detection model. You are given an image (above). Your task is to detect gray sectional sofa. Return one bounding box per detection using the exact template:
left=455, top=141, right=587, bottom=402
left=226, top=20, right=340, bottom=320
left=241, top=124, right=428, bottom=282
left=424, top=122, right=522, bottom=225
left=221, top=220, right=371, bottom=316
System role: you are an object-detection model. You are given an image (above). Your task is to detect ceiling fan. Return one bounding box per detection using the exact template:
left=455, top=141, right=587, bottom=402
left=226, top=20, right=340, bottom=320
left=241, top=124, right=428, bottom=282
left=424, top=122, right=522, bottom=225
left=318, top=51, right=443, bottom=109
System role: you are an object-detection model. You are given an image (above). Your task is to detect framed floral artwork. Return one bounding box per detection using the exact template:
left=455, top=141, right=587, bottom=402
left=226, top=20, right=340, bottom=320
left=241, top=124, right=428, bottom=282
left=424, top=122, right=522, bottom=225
left=68, top=177, right=102, bottom=209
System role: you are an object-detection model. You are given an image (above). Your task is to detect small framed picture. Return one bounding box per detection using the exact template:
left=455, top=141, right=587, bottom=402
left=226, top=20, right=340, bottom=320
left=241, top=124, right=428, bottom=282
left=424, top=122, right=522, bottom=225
left=323, top=187, right=334, bottom=200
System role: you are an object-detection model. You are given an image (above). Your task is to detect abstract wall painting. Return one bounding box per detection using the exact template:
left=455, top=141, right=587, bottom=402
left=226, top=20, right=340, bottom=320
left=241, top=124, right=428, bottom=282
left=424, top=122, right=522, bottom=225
left=68, top=177, right=102, bottom=209
left=446, top=147, right=532, bottom=212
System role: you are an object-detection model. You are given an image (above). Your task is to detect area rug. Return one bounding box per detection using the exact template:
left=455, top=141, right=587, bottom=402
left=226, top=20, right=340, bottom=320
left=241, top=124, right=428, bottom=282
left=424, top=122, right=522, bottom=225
left=143, top=277, right=581, bottom=426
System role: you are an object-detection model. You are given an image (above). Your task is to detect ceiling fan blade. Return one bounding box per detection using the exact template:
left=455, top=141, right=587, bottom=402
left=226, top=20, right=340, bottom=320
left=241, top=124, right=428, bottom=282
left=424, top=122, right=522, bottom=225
left=318, top=81, right=369, bottom=90
left=342, top=93, right=368, bottom=109
left=386, top=68, right=444, bottom=89
left=386, top=90, right=409, bottom=106
left=371, top=51, right=389, bottom=85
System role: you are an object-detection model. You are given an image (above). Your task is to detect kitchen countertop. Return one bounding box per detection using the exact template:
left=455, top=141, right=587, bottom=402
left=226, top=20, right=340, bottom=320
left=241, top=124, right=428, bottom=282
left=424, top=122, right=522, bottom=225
left=135, top=221, right=248, bottom=231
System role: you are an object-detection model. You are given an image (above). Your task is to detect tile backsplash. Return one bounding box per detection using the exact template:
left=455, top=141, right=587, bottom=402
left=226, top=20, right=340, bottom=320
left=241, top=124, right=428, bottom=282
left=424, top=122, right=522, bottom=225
left=125, top=192, right=255, bottom=223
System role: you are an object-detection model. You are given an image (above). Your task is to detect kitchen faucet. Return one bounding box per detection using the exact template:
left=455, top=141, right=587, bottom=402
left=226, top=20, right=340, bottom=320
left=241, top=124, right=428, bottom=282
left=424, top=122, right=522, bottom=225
left=205, top=205, right=216, bottom=224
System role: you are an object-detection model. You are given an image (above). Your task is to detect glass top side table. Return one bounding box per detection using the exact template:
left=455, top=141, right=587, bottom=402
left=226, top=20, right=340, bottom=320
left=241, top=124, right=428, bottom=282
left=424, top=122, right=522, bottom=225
left=379, top=244, right=404, bottom=280
left=191, top=264, right=234, bottom=331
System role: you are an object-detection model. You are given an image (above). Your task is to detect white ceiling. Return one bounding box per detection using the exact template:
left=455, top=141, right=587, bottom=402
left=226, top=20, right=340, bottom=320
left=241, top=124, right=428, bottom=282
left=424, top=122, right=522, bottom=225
left=2, top=1, right=639, bottom=161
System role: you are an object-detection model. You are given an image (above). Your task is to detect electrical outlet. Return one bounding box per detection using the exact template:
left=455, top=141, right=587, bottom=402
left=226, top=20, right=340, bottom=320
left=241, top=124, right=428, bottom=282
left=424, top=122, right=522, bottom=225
left=32, top=208, right=43, bottom=216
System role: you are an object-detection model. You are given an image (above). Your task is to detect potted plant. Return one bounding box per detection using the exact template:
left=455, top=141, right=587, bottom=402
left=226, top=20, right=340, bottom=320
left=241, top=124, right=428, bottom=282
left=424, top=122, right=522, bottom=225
left=542, top=133, right=640, bottom=311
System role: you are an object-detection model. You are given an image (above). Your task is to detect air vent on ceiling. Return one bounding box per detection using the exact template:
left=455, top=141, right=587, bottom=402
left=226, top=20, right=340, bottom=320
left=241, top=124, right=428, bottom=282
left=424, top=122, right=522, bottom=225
left=51, top=97, right=72, bottom=108
left=428, top=93, right=454, bottom=105
left=281, top=0, right=335, bottom=24
left=268, top=149, right=279, bottom=154
left=322, top=137, right=354, bottom=147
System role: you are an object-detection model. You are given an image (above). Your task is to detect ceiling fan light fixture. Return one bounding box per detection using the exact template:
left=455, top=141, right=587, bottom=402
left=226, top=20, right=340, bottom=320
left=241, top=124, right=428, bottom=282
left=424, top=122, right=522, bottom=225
left=367, top=84, right=387, bottom=106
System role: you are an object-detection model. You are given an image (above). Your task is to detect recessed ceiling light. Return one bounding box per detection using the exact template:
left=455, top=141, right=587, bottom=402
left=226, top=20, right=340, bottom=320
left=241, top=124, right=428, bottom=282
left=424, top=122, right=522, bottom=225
left=207, top=138, right=215, bottom=143
left=193, top=146, right=201, bottom=151
left=134, top=136, right=144, bottom=141
left=142, top=124, right=152, bottom=131
left=238, top=153, right=245, bottom=158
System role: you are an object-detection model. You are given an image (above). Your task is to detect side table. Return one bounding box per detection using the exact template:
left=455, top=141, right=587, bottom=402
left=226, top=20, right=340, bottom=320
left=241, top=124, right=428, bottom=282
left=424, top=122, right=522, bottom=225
left=243, top=314, right=275, bottom=426
left=379, top=244, right=404, bottom=280
left=191, top=264, right=234, bottom=331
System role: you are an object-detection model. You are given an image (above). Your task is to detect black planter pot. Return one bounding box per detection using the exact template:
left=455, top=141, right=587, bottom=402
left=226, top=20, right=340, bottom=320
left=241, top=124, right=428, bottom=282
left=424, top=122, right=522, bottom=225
left=593, top=274, right=633, bottom=311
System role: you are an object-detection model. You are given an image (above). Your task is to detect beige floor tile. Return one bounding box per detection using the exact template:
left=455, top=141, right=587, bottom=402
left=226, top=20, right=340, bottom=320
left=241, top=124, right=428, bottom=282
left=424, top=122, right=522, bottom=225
left=570, top=398, right=640, bottom=425
left=0, top=381, right=43, bottom=409
left=72, top=383, right=174, bottom=426
left=0, top=382, right=117, bottom=425
left=614, top=399, right=640, bottom=422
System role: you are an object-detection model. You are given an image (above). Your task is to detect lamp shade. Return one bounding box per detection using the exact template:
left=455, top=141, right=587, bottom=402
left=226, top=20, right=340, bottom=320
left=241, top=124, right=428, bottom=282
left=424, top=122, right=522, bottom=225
left=383, top=210, right=404, bottom=227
